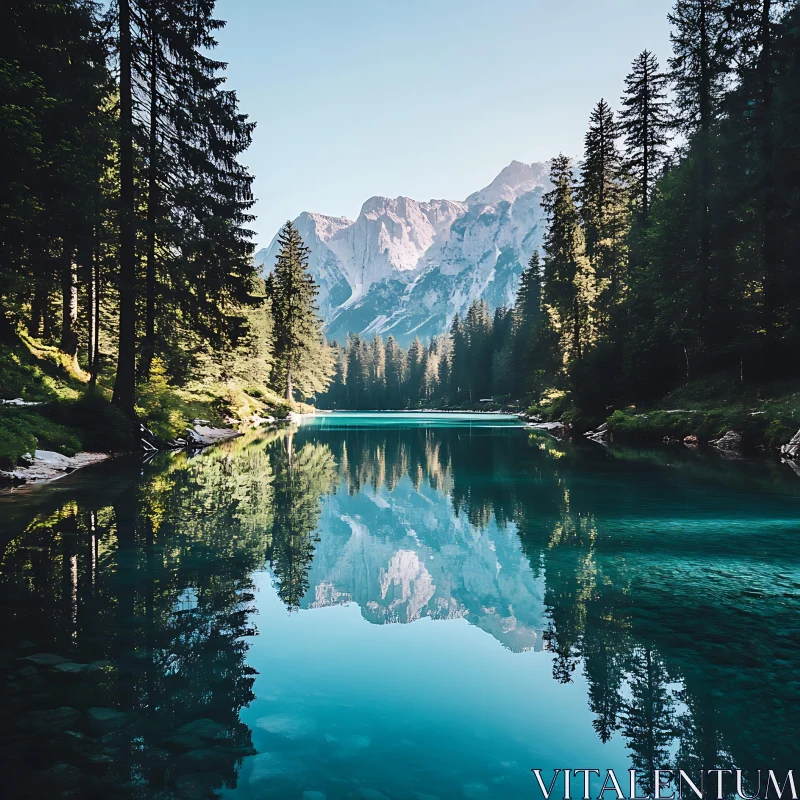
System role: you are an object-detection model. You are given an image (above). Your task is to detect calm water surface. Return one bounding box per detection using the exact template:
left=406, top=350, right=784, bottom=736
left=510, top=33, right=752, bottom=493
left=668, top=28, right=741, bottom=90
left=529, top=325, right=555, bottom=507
left=1, top=412, right=798, bottom=799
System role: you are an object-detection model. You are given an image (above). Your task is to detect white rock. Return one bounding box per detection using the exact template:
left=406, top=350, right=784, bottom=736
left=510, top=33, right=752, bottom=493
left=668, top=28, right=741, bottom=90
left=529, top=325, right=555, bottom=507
left=710, top=430, right=743, bottom=453
left=780, top=428, right=800, bottom=460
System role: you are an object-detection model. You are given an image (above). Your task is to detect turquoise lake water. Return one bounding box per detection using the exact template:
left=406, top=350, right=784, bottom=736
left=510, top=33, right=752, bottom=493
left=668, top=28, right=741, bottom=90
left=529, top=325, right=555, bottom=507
left=0, top=412, right=798, bottom=799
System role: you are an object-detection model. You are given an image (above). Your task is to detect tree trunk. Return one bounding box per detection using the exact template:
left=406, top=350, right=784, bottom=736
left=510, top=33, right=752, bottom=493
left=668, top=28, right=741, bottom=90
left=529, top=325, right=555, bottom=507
left=30, top=286, right=47, bottom=337
left=285, top=368, right=293, bottom=401
left=113, top=0, right=138, bottom=415
left=142, top=10, right=159, bottom=378
left=90, top=248, right=101, bottom=388
left=696, top=0, right=712, bottom=358
left=42, top=291, right=53, bottom=339
left=758, top=0, right=780, bottom=377
left=87, top=248, right=96, bottom=375
left=60, top=240, right=79, bottom=371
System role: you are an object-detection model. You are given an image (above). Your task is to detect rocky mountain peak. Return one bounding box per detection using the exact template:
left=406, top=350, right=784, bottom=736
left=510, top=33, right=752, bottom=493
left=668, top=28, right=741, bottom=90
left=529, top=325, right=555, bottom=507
left=255, top=159, right=552, bottom=346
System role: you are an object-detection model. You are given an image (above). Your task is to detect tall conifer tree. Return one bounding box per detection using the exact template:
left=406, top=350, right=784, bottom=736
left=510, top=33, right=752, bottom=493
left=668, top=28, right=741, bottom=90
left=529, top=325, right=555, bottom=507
left=542, top=155, right=591, bottom=363
left=620, top=51, right=671, bottom=222
left=580, top=100, right=629, bottom=330
left=385, top=335, right=406, bottom=408
left=266, top=222, right=326, bottom=401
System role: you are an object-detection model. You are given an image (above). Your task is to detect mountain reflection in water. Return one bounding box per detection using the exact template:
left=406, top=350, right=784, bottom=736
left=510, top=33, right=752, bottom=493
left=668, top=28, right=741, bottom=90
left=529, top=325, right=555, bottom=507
left=0, top=412, right=798, bottom=800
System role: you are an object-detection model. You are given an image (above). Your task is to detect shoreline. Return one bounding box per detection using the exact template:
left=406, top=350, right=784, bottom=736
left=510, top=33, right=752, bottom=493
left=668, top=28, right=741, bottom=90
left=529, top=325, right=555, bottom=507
left=1, top=424, right=244, bottom=490
left=0, top=450, right=112, bottom=488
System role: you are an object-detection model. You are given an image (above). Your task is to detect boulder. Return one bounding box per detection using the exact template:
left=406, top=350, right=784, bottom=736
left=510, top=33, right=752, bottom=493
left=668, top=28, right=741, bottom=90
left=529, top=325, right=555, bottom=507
left=33, top=450, right=74, bottom=470
left=18, top=706, right=81, bottom=732
left=710, top=430, right=743, bottom=453
left=1, top=397, right=42, bottom=406
left=186, top=426, right=241, bottom=448
left=780, top=428, right=800, bottom=460
left=52, top=661, right=102, bottom=675
left=527, top=421, right=568, bottom=438
left=584, top=422, right=609, bottom=443
left=87, top=707, right=132, bottom=733
left=25, top=652, right=71, bottom=667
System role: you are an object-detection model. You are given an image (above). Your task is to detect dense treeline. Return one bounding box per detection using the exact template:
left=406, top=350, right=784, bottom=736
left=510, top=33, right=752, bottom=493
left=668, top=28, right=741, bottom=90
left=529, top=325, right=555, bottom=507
left=321, top=0, right=800, bottom=419
left=535, top=0, right=800, bottom=420
left=322, top=287, right=541, bottom=408
left=0, top=1, right=331, bottom=423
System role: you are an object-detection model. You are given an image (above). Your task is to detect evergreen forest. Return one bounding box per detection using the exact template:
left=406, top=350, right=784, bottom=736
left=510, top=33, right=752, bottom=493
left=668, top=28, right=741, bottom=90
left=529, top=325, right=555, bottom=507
left=2, top=0, right=800, bottom=465
left=320, top=0, right=800, bottom=451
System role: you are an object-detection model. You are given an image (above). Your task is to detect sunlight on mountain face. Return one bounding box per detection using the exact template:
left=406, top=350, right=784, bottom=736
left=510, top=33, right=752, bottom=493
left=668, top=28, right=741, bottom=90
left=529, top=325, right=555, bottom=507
left=255, top=163, right=552, bottom=346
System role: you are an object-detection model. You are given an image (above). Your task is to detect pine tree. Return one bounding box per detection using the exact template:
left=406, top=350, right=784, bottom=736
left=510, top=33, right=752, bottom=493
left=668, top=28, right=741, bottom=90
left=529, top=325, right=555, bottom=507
left=266, top=221, right=327, bottom=401
left=448, top=314, right=469, bottom=404
left=722, top=0, right=791, bottom=374
left=541, top=155, right=591, bottom=363
left=385, top=334, right=406, bottom=408
left=668, top=0, right=729, bottom=354
left=406, top=336, right=425, bottom=402
left=620, top=51, right=671, bottom=222
left=436, top=333, right=452, bottom=403
left=370, top=335, right=387, bottom=408
left=465, top=299, right=493, bottom=401
left=512, top=252, right=544, bottom=397
left=579, top=99, right=629, bottom=330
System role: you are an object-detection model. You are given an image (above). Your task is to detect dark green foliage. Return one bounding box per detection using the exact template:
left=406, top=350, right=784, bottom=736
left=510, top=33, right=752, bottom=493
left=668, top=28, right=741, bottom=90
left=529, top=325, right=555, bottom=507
left=0, top=408, right=82, bottom=468
left=620, top=50, right=671, bottom=221
left=265, top=221, right=333, bottom=401
left=531, top=0, right=800, bottom=448
left=0, top=0, right=262, bottom=425
left=0, top=394, right=135, bottom=469
left=579, top=100, right=628, bottom=332
left=43, top=394, right=136, bottom=453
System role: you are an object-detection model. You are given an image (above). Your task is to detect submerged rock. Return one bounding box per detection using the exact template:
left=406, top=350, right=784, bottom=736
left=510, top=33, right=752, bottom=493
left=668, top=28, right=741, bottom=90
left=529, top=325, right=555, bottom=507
left=25, top=653, right=70, bottom=666
left=163, top=718, right=227, bottom=750
left=18, top=706, right=81, bottom=732
left=3, top=452, right=109, bottom=485
left=710, top=430, right=743, bottom=454
left=39, top=762, right=83, bottom=789
left=53, top=662, right=102, bottom=675
left=87, top=707, right=131, bottom=733
left=174, top=771, right=224, bottom=800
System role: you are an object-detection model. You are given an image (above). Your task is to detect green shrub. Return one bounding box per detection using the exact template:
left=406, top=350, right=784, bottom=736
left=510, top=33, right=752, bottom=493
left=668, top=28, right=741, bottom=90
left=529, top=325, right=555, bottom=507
left=271, top=401, right=292, bottom=420
left=0, top=407, right=82, bottom=469
left=135, top=359, right=187, bottom=441
left=44, top=393, right=136, bottom=452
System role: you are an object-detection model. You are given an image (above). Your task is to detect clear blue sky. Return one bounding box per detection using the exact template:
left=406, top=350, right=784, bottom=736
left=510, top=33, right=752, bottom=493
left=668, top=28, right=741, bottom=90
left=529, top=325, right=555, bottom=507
left=213, top=0, right=674, bottom=249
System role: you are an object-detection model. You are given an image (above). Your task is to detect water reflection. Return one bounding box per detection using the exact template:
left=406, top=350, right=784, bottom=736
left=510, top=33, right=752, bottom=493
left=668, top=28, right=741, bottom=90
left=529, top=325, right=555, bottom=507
left=0, top=416, right=798, bottom=798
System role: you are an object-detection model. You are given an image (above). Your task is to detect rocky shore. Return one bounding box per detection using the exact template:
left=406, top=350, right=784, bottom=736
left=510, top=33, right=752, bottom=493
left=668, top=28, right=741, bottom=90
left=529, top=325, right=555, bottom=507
left=0, top=450, right=111, bottom=485
left=518, top=412, right=800, bottom=475
left=1, top=422, right=244, bottom=488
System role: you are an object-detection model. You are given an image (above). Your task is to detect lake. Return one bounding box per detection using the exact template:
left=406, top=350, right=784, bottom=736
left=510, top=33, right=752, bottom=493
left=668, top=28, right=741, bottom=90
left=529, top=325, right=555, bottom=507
left=0, top=412, right=798, bottom=800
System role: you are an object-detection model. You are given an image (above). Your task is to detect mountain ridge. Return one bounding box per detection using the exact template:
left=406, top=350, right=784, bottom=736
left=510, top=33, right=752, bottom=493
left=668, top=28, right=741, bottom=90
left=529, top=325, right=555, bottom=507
left=255, top=160, right=552, bottom=346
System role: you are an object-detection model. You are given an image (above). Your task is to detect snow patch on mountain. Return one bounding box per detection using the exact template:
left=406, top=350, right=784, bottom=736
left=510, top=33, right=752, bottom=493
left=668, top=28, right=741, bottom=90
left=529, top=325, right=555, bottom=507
left=255, top=160, right=552, bottom=347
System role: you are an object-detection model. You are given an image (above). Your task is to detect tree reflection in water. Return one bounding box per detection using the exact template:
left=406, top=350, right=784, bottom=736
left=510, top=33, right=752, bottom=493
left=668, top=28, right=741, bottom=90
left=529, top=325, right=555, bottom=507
left=0, top=420, right=798, bottom=798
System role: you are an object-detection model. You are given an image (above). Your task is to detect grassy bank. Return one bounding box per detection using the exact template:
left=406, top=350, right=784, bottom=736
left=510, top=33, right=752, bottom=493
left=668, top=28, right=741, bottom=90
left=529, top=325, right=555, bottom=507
left=529, top=372, right=800, bottom=454
left=0, top=332, right=302, bottom=471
